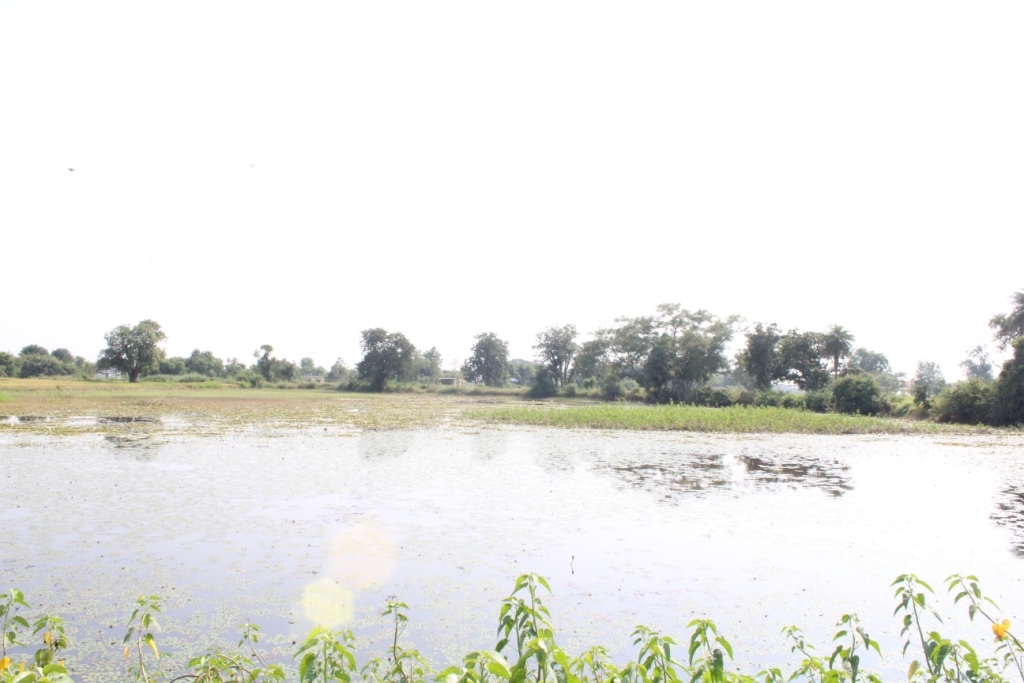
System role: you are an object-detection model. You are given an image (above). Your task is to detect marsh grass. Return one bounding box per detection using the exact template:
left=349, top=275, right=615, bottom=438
left=473, top=402, right=984, bottom=434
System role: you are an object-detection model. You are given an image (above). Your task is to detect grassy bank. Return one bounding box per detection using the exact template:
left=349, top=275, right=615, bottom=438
left=473, top=402, right=981, bottom=434
left=0, top=378, right=1005, bottom=436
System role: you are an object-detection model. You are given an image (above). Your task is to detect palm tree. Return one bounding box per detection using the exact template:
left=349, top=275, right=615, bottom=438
left=822, top=325, right=855, bottom=378
left=990, top=290, right=1024, bottom=350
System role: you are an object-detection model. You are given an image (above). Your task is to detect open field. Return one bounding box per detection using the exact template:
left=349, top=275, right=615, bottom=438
left=0, top=378, right=1008, bottom=436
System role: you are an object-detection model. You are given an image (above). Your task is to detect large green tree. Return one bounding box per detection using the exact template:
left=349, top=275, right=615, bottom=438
left=186, top=350, right=225, bottom=377
left=777, top=331, right=830, bottom=391
left=822, top=325, right=855, bottom=378
left=97, top=320, right=167, bottom=382
left=462, top=333, right=510, bottom=387
left=356, top=328, right=417, bottom=390
left=736, top=322, right=782, bottom=391
left=989, top=289, right=1024, bottom=350
left=911, top=361, right=946, bottom=403
left=993, top=338, right=1024, bottom=425
left=534, top=325, right=579, bottom=387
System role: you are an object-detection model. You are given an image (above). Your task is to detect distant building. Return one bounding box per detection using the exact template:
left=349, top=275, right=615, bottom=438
left=437, top=376, right=463, bottom=386
left=94, top=368, right=121, bottom=380
left=304, top=375, right=326, bottom=384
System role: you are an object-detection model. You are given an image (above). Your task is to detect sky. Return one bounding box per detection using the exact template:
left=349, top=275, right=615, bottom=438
left=1, top=1, right=1021, bottom=379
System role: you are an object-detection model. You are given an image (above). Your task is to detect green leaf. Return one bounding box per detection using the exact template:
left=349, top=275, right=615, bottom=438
left=907, top=660, right=919, bottom=681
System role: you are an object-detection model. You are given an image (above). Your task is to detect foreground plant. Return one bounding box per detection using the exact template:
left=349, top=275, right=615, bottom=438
left=1, top=573, right=1022, bottom=683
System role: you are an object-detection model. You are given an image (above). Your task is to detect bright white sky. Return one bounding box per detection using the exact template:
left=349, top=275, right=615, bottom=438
left=1, top=1, right=1021, bottom=379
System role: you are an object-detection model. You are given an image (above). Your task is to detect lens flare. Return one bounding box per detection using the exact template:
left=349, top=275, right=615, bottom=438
left=328, top=520, right=397, bottom=589
left=301, top=579, right=354, bottom=628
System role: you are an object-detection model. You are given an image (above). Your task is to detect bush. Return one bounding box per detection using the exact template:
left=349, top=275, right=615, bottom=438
left=734, top=389, right=755, bottom=406
left=697, top=386, right=733, bottom=407
left=804, top=391, right=831, bottom=413
left=754, top=390, right=781, bottom=407
left=19, top=354, right=72, bottom=378
left=780, top=393, right=806, bottom=410
left=832, top=374, right=883, bottom=415
left=0, top=352, right=19, bottom=378
left=527, top=366, right=558, bottom=398
left=933, top=379, right=994, bottom=424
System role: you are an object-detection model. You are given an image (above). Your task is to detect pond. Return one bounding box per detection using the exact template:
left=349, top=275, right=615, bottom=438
left=2, top=425, right=1023, bottom=683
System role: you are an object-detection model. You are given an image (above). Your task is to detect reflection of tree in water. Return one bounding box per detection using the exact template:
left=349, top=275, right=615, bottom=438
left=358, top=429, right=414, bottom=460
left=991, top=485, right=1024, bottom=557
left=103, top=434, right=161, bottom=461
left=607, top=450, right=853, bottom=500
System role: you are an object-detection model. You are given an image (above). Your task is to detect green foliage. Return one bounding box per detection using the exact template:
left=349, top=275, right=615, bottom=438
left=357, top=329, right=418, bottom=391
left=911, top=362, right=946, bottom=405
left=822, top=325, right=856, bottom=378
left=992, top=338, right=1024, bottom=426
left=327, top=359, right=351, bottom=382
left=832, top=374, right=883, bottom=416
left=849, top=349, right=890, bottom=375
left=932, top=380, right=994, bottom=425
left=989, top=290, right=1024, bottom=351
left=97, top=320, right=168, bottom=383
left=534, top=325, right=579, bottom=388
left=527, top=366, right=558, bottom=398
left=736, top=323, right=782, bottom=391
left=5, top=573, right=1024, bottom=683
left=19, top=354, right=72, bottom=378
left=777, top=332, right=831, bottom=392
left=0, top=353, right=19, bottom=378
left=186, top=350, right=226, bottom=377
left=463, top=333, right=510, bottom=387
left=960, top=346, right=994, bottom=382
left=158, top=357, right=187, bottom=375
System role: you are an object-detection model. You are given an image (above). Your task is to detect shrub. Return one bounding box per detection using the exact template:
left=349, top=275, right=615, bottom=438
left=697, top=386, right=733, bottom=407
left=832, top=374, right=883, bottom=415
left=0, top=352, right=19, bottom=378
left=804, top=390, right=831, bottom=413
left=754, top=390, right=781, bottom=407
left=933, top=379, right=994, bottom=424
left=734, top=389, right=755, bottom=406
left=19, top=354, right=73, bottom=378
left=527, top=366, right=557, bottom=398
left=780, top=393, right=806, bottom=410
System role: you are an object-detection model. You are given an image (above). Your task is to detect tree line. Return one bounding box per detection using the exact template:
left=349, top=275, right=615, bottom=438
left=2, top=290, right=1022, bottom=425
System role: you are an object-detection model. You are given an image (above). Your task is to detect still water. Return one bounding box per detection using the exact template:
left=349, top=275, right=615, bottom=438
left=2, top=426, right=1023, bottom=682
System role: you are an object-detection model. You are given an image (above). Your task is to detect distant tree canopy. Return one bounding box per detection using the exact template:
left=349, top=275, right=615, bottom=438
left=960, top=346, right=994, bottom=382
left=849, top=348, right=891, bottom=375
left=822, top=325, right=855, bottom=378
left=989, top=290, right=1024, bottom=350
left=420, top=347, right=442, bottom=381
left=911, top=361, right=946, bottom=403
left=462, top=333, right=510, bottom=387
left=252, top=345, right=297, bottom=382
left=186, top=349, right=225, bottom=377
left=97, top=320, right=167, bottom=382
left=576, top=304, right=737, bottom=404
left=736, top=323, right=782, bottom=391
left=534, top=325, right=579, bottom=388
left=299, top=357, right=328, bottom=378
left=356, top=328, right=417, bottom=390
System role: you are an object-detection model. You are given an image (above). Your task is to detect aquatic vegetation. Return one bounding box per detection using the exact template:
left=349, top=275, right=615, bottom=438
left=473, top=404, right=978, bottom=434
left=1, top=574, right=1022, bottom=683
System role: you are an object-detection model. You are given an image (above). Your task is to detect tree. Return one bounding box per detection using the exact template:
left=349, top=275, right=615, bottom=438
left=50, top=348, right=74, bottom=364
left=573, top=338, right=611, bottom=386
left=97, top=320, right=167, bottom=382
left=822, top=325, right=855, bottom=378
left=254, top=345, right=276, bottom=381
left=911, top=361, right=945, bottom=404
left=777, top=331, right=830, bottom=391
left=534, top=325, right=578, bottom=387
left=832, top=374, right=883, bottom=415
left=989, top=289, right=1024, bottom=350
left=19, top=354, right=72, bottom=378
left=849, top=348, right=891, bottom=374
left=158, top=357, right=187, bottom=375
left=462, top=333, right=510, bottom=387
left=992, top=338, right=1024, bottom=426
left=327, top=358, right=350, bottom=382
left=421, top=350, right=442, bottom=382
left=299, top=357, right=328, bottom=377
left=19, top=344, right=48, bottom=357
left=185, top=350, right=225, bottom=377
left=960, top=345, right=994, bottom=382
left=0, top=352, right=19, bottom=378
left=736, top=323, right=782, bottom=391
left=356, top=328, right=417, bottom=390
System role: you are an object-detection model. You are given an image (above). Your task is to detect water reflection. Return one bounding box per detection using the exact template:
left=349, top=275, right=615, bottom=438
left=358, top=429, right=414, bottom=460
left=605, top=450, right=852, bottom=499
left=992, top=484, right=1024, bottom=556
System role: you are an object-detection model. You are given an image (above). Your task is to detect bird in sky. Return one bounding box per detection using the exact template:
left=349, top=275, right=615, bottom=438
left=68, top=168, right=75, bottom=172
